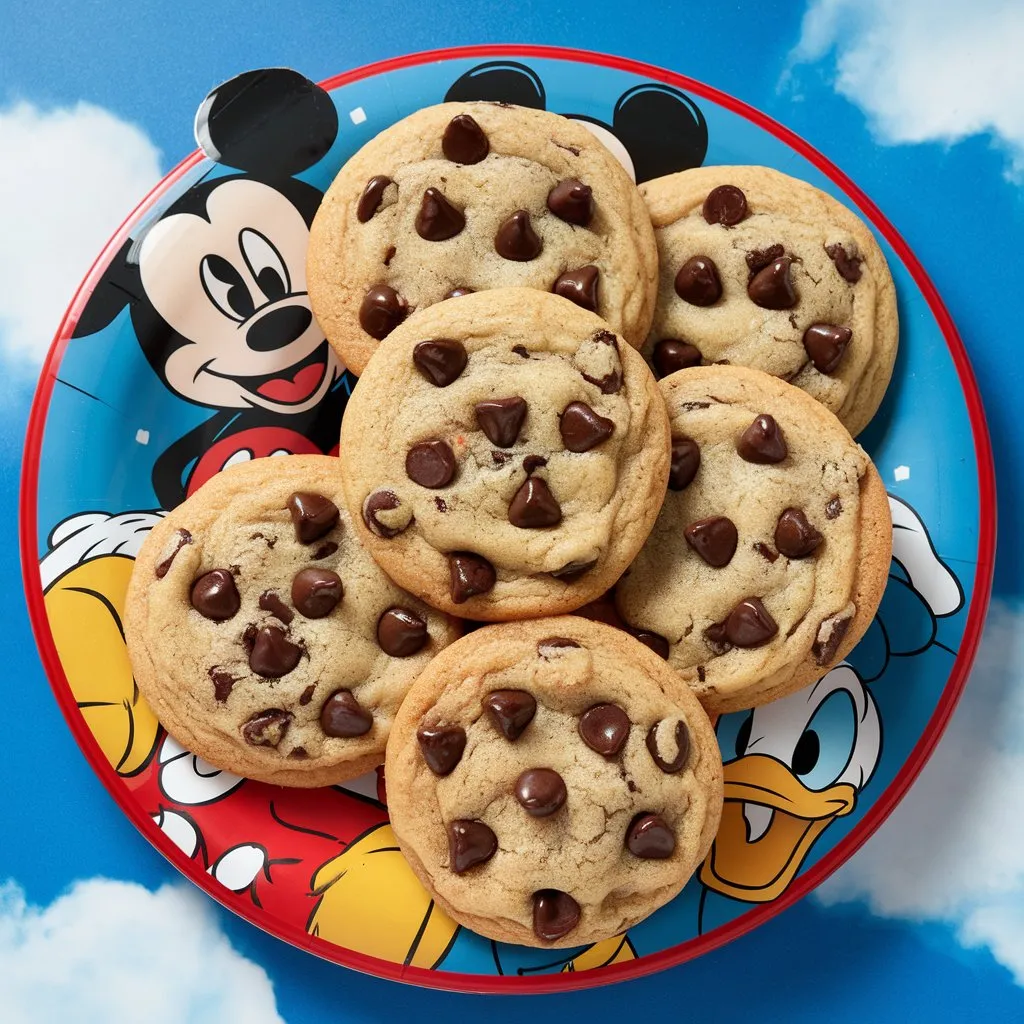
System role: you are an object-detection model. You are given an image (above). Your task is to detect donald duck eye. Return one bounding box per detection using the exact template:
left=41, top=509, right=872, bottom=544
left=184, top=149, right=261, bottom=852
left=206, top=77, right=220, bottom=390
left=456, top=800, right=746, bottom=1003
left=200, top=254, right=255, bottom=321
left=794, top=689, right=857, bottom=791
left=715, top=709, right=754, bottom=762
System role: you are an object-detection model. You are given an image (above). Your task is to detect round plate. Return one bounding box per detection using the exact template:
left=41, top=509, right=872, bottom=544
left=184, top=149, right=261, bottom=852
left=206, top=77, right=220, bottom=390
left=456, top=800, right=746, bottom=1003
left=20, top=46, right=995, bottom=992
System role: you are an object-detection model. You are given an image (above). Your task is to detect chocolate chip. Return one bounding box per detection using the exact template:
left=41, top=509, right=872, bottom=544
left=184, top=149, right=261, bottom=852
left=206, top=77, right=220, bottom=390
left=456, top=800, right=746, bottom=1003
left=383, top=245, right=396, bottom=266
left=653, top=339, right=702, bottom=378
left=813, top=613, right=853, bottom=665
left=748, top=257, right=797, bottom=309
left=377, top=607, right=428, bottom=657
left=155, top=529, right=192, bottom=578
left=242, top=709, right=292, bottom=747
left=320, top=690, right=373, bottom=738
left=413, top=338, right=467, bottom=387
left=581, top=368, right=622, bottom=395
left=249, top=625, right=303, bottom=677
left=552, top=265, right=599, bottom=311
left=483, top=690, right=537, bottom=741
left=258, top=589, right=294, bottom=624
left=533, top=890, right=581, bottom=941
left=209, top=668, right=236, bottom=703
left=495, top=209, right=542, bottom=261
left=775, top=508, right=823, bottom=558
left=442, top=114, right=489, bottom=164
left=559, top=401, right=614, bottom=452
left=737, top=414, right=787, bottom=464
left=362, top=490, right=410, bottom=538
left=357, top=175, right=392, bottom=222
left=313, top=541, right=338, bottom=560
left=435, top=499, right=448, bottom=512
left=415, top=187, right=465, bottom=241
left=299, top=684, right=315, bottom=705
left=291, top=568, right=343, bottom=618
left=669, top=436, right=701, bottom=490
left=359, top=284, right=407, bottom=339
left=445, top=287, right=474, bottom=298
left=803, top=323, right=852, bottom=374
left=538, top=637, right=581, bottom=656
left=722, top=597, right=778, bottom=648
left=190, top=569, right=240, bottom=620
left=289, top=747, right=308, bottom=759
left=491, top=451, right=511, bottom=466
left=547, top=178, right=594, bottom=225
left=448, top=552, right=496, bottom=603
left=826, top=242, right=862, bottom=284
left=241, top=623, right=257, bottom=654
left=684, top=516, right=738, bottom=567
left=633, top=631, right=670, bottom=659
left=508, top=477, right=562, bottom=528
left=697, top=665, right=706, bottom=682
left=579, top=703, right=630, bottom=757
left=549, top=559, right=597, bottom=581
left=626, top=813, right=676, bottom=859
left=745, top=243, right=785, bottom=278
left=825, top=495, right=843, bottom=520
left=515, top=768, right=567, bottom=817
left=645, top=720, right=690, bottom=773
left=287, top=491, right=339, bottom=544
left=406, top=439, right=457, bottom=489
left=475, top=397, right=527, bottom=448
left=756, top=542, right=780, bottom=563
left=674, top=255, right=721, bottom=306
left=416, top=722, right=466, bottom=775
left=703, top=184, right=748, bottom=226
left=703, top=621, right=731, bottom=655
left=522, top=455, right=548, bottom=474
left=511, top=344, right=530, bottom=358
left=447, top=819, right=498, bottom=874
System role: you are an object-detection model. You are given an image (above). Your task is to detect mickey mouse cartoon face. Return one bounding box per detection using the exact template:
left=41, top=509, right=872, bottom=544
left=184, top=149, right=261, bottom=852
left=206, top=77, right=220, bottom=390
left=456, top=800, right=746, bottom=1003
left=139, top=174, right=334, bottom=415
left=71, top=69, right=345, bottom=507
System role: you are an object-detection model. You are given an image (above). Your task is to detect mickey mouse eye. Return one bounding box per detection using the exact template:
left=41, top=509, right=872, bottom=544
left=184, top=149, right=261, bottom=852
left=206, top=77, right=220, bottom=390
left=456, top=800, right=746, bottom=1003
left=239, top=228, right=290, bottom=302
left=200, top=254, right=255, bottom=321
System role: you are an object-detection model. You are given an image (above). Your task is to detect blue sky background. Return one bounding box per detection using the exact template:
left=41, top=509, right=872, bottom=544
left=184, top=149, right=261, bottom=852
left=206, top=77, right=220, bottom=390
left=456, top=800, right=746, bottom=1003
left=3, top=1, right=1024, bottom=1020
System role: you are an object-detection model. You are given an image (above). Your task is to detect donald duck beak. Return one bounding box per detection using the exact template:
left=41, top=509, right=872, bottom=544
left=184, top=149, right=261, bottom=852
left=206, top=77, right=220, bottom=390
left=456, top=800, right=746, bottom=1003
left=700, top=754, right=856, bottom=902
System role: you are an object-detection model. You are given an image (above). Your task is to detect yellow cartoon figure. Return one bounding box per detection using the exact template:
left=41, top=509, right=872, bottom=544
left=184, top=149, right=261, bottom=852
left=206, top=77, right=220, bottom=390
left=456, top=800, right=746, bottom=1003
left=40, top=511, right=164, bottom=775
left=701, top=665, right=880, bottom=903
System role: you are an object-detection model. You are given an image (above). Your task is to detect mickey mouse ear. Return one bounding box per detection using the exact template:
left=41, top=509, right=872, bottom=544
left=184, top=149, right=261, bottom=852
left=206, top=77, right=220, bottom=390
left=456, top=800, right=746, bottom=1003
left=612, top=84, right=708, bottom=183
left=195, top=68, right=339, bottom=177
left=445, top=61, right=546, bottom=108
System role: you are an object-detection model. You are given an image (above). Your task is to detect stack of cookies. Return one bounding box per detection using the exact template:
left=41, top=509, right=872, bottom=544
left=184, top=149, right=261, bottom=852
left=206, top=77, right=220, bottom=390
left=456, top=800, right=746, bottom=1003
left=125, top=101, right=897, bottom=949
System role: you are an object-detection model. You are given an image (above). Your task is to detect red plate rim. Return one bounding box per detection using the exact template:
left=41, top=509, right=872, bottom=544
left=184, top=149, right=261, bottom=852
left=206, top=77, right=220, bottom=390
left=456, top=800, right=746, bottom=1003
left=18, top=44, right=997, bottom=994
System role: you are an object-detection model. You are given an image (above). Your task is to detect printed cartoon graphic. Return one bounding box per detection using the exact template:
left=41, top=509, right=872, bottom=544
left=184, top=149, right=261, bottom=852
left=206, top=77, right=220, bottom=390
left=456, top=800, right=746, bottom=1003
left=32, top=56, right=974, bottom=979
left=69, top=69, right=347, bottom=509
left=695, top=495, right=964, bottom=929
left=445, top=61, right=708, bottom=182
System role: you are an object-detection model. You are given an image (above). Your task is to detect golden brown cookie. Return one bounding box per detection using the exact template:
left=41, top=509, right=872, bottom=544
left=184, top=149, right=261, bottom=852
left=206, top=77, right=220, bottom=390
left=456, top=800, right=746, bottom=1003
left=615, top=365, right=891, bottom=714
left=124, top=455, right=460, bottom=787
left=307, top=102, right=658, bottom=374
left=384, top=616, right=723, bottom=948
left=640, top=166, right=898, bottom=436
left=338, top=288, right=671, bottom=620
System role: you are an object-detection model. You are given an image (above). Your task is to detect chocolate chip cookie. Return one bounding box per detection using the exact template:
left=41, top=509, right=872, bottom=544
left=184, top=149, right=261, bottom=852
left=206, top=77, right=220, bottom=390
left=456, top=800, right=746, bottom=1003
left=384, top=616, right=723, bottom=947
left=338, top=287, right=671, bottom=620
left=307, top=101, right=659, bottom=375
left=640, top=166, right=898, bottom=436
left=615, top=365, right=891, bottom=714
left=124, top=455, right=460, bottom=787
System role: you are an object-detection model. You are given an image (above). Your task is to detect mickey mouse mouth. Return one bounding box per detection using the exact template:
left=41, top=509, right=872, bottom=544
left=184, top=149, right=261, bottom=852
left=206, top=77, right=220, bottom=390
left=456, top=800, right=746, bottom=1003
left=224, top=341, right=331, bottom=406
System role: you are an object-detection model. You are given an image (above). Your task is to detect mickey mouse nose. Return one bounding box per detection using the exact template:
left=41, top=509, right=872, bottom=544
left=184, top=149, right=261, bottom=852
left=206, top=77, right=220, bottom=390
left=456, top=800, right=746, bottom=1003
left=245, top=305, right=312, bottom=352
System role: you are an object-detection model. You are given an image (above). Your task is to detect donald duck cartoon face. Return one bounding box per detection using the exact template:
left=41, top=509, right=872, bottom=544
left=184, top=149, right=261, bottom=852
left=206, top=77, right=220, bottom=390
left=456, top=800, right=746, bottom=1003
left=701, top=665, right=881, bottom=903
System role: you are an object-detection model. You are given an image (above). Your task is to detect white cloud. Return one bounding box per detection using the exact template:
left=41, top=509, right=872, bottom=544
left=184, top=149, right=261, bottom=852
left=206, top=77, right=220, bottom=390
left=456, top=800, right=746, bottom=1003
left=0, top=878, right=285, bottom=1024
left=816, top=599, right=1024, bottom=983
left=0, top=101, right=161, bottom=371
left=789, top=0, right=1024, bottom=180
